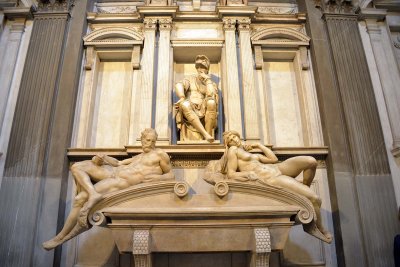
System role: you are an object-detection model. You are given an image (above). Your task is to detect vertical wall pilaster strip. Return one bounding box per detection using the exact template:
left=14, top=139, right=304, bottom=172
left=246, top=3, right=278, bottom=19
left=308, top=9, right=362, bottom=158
left=238, top=18, right=259, bottom=141
left=4, top=15, right=68, bottom=177
left=364, top=15, right=400, bottom=155
left=137, top=17, right=157, bottom=137
left=155, top=18, right=172, bottom=144
left=0, top=8, right=70, bottom=266
left=324, top=12, right=398, bottom=267
left=223, top=18, right=243, bottom=135
left=0, top=18, right=25, bottom=131
left=325, top=14, right=389, bottom=175
left=0, top=17, right=28, bottom=184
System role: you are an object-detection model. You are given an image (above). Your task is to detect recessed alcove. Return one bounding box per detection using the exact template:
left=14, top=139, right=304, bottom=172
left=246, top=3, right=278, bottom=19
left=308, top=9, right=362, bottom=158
left=171, top=37, right=224, bottom=143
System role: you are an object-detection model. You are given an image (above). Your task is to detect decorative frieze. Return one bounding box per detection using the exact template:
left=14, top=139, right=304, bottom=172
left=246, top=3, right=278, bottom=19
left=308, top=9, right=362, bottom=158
left=257, top=6, right=297, bottom=14
left=95, top=3, right=137, bottom=14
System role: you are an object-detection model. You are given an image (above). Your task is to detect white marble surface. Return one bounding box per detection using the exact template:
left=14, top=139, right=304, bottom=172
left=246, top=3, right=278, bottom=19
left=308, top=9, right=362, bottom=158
left=264, top=61, right=303, bottom=146
left=359, top=20, right=400, bottom=207
left=92, top=61, right=132, bottom=147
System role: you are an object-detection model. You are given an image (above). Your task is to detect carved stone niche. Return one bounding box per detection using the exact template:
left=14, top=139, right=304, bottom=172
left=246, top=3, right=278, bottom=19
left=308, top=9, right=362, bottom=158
left=86, top=181, right=319, bottom=267
left=251, top=26, right=311, bottom=70
left=83, top=26, right=144, bottom=70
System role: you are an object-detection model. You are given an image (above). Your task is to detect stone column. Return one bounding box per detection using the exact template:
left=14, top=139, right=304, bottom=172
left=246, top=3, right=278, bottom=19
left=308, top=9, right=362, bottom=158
left=237, top=17, right=259, bottom=142
left=155, top=17, right=172, bottom=144
left=222, top=17, right=243, bottom=135
left=136, top=17, right=157, bottom=140
left=361, top=9, right=400, bottom=158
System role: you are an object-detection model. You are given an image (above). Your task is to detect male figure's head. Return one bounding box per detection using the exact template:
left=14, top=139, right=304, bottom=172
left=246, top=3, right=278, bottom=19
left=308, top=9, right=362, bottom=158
left=223, top=130, right=241, bottom=148
left=195, top=55, right=210, bottom=75
left=141, top=128, right=158, bottom=152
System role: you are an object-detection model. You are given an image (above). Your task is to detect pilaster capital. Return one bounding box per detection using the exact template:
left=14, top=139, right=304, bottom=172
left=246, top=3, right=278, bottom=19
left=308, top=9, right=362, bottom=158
left=222, top=17, right=236, bottom=31
left=158, top=17, right=172, bottom=31
left=315, top=0, right=355, bottom=14
left=143, top=17, right=157, bottom=30
left=237, top=17, right=251, bottom=32
left=36, top=0, right=73, bottom=13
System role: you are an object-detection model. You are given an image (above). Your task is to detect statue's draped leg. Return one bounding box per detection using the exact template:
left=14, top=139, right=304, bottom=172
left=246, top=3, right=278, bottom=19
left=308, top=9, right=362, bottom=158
left=205, top=110, right=217, bottom=137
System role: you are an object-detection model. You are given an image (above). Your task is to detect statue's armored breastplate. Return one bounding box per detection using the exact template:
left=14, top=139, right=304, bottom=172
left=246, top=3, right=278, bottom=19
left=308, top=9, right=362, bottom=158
left=187, top=75, right=207, bottom=105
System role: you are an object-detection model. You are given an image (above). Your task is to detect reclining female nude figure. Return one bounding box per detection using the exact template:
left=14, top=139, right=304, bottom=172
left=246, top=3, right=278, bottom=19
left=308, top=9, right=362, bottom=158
left=43, top=128, right=175, bottom=250
left=208, top=130, right=332, bottom=243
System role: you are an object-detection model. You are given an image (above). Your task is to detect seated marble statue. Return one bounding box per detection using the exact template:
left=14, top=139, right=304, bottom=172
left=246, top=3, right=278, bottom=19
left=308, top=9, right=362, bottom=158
left=43, top=128, right=175, bottom=250
left=205, top=130, right=332, bottom=243
left=174, top=55, right=218, bottom=142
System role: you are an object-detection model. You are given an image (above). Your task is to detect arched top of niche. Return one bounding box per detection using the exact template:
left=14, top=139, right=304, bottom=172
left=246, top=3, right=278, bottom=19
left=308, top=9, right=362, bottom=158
left=83, top=27, right=144, bottom=47
left=251, top=27, right=310, bottom=47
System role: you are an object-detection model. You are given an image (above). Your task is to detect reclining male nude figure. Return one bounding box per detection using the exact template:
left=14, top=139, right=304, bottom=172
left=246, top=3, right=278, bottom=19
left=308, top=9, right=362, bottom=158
left=43, top=128, right=175, bottom=250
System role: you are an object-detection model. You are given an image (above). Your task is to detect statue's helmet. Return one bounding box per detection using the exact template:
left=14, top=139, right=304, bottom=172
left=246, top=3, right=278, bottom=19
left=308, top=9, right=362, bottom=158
left=195, top=55, right=210, bottom=70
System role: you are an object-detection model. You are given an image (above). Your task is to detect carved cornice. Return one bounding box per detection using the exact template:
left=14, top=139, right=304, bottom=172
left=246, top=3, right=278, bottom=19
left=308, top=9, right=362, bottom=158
left=315, top=0, right=355, bottom=14
left=2, top=7, right=32, bottom=20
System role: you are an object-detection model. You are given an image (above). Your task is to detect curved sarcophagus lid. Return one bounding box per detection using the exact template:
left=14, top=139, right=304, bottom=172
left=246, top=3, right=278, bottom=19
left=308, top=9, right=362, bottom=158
left=85, top=180, right=328, bottom=254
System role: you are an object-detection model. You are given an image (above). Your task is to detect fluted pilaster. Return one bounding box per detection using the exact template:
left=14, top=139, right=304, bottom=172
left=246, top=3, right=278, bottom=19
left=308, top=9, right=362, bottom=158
left=4, top=12, right=69, bottom=177
left=136, top=17, right=157, bottom=139
left=222, top=17, right=243, bottom=135
left=325, top=13, right=389, bottom=175
left=155, top=17, right=172, bottom=144
left=238, top=17, right=259, bottom=141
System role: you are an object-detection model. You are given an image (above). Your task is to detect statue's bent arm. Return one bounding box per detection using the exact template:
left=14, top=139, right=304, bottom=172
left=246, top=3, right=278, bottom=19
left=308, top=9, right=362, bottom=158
left=175, top=82, right=185, bottom=100
left=254, top=143, right=278, bottom=164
